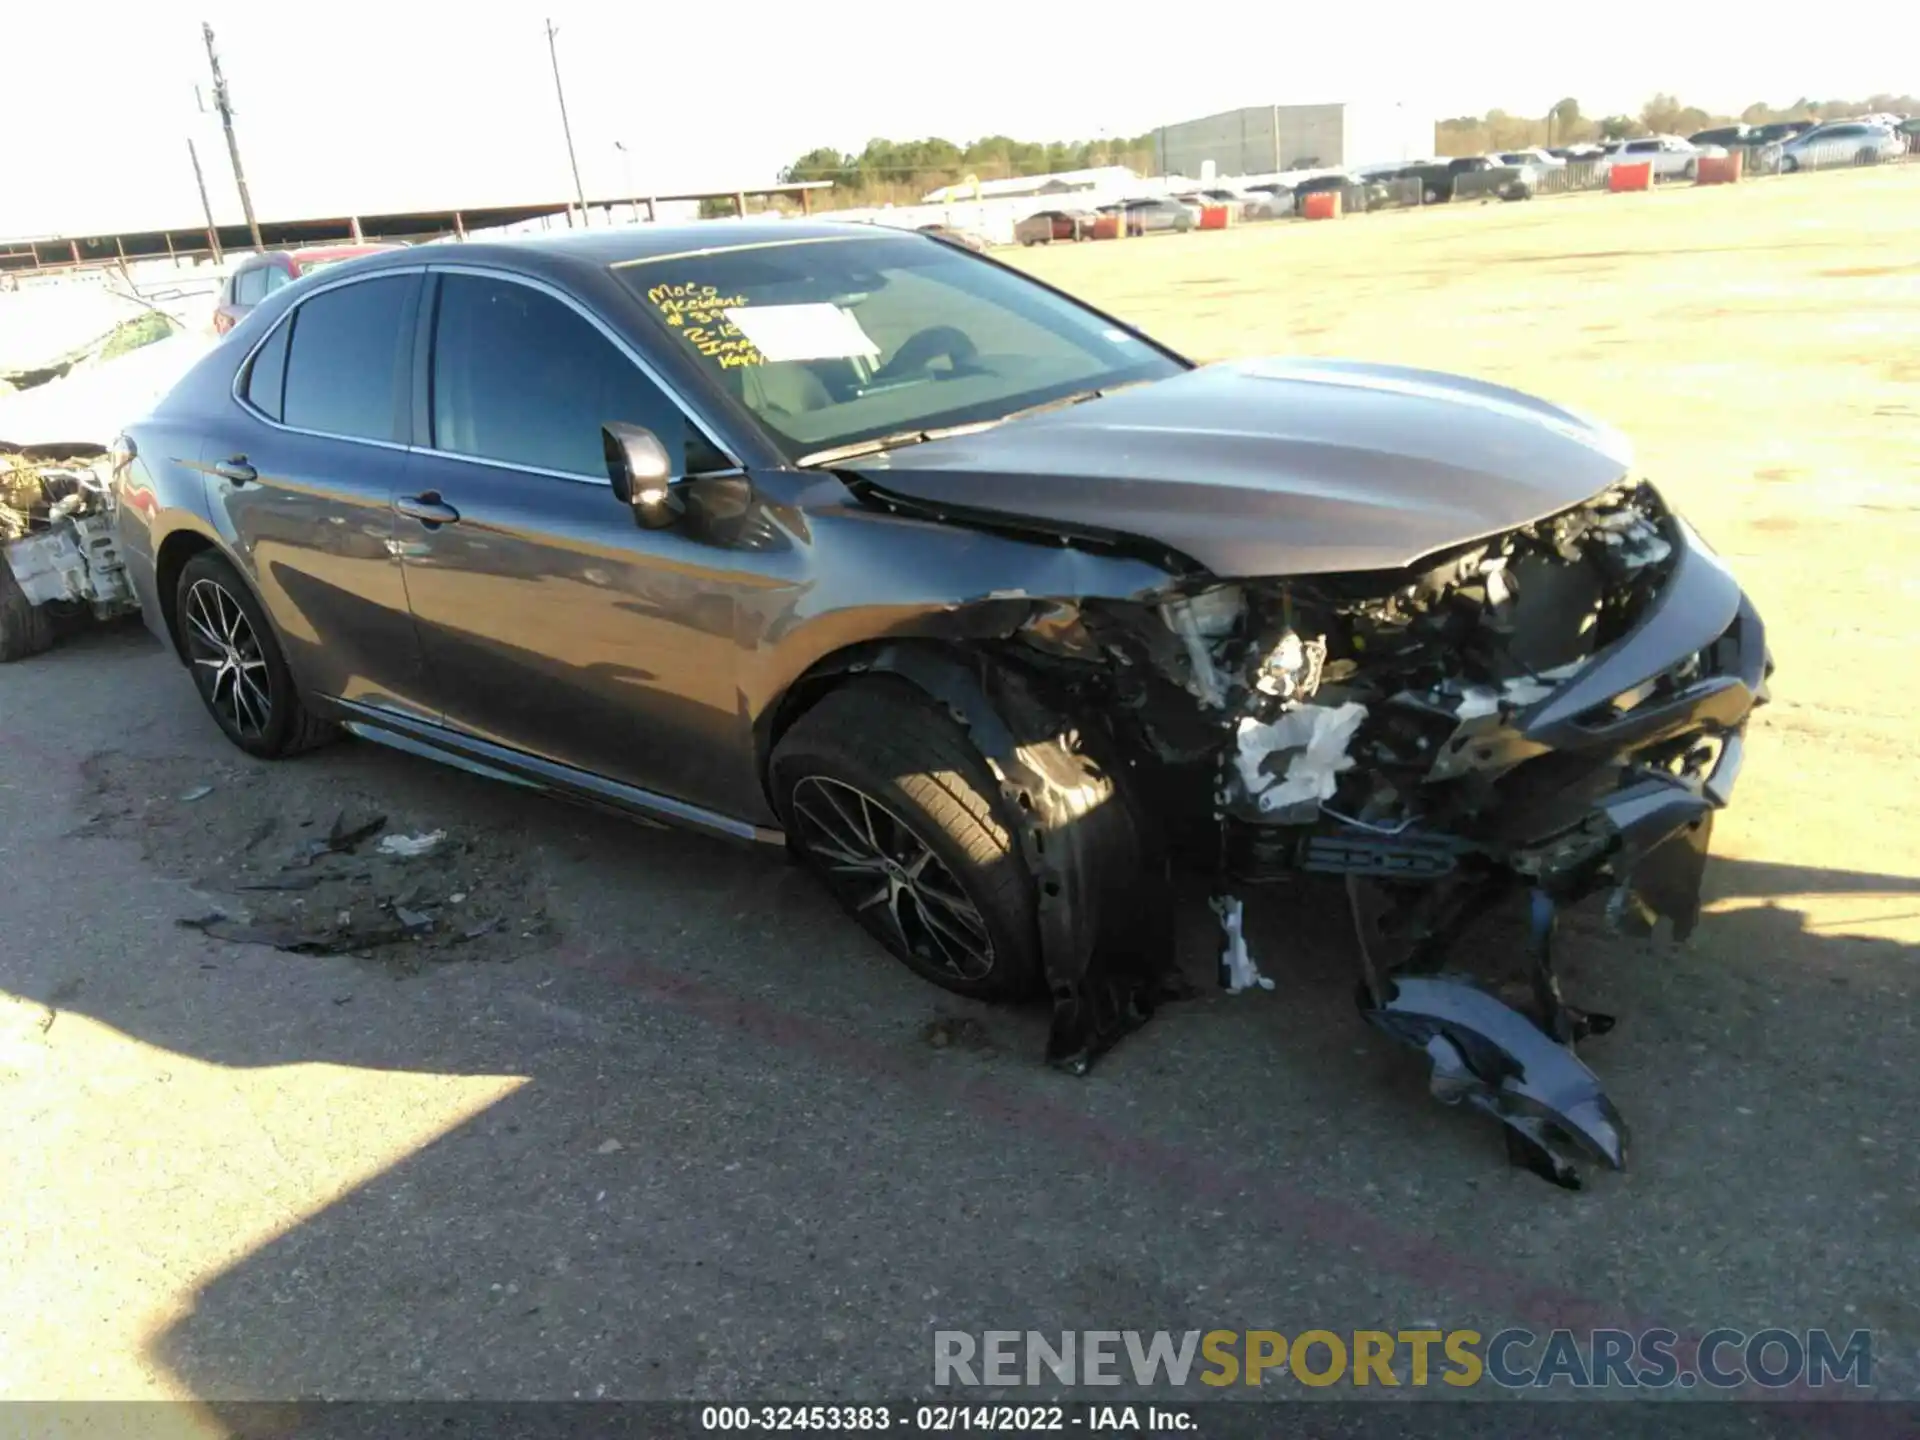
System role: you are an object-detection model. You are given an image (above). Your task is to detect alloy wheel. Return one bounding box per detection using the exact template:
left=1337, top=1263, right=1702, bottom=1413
left=182, top=577, right=273, bottom=738
left=789, top=774, right=995, bottom=981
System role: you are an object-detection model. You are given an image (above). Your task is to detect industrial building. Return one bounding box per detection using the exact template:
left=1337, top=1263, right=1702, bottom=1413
left=1153, top=102, right=1437, bottom=177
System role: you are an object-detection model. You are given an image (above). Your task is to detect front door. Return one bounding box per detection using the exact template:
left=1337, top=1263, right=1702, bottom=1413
left=396, top=268, right=757, bottom=813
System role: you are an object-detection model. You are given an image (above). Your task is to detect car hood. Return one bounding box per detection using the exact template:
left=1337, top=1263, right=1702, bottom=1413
left=843, top=357, right=1635, bottom=578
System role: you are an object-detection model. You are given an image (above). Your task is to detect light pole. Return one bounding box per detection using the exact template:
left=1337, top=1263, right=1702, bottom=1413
left=615, top=140, right=639, bottom=223
left=545, top=19, right=590, bottom=227
left=201, top=23, right=263, bottom=251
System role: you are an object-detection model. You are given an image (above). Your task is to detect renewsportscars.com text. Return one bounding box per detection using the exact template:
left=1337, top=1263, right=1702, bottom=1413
left=934, top=1328, right=1873, bottom=1390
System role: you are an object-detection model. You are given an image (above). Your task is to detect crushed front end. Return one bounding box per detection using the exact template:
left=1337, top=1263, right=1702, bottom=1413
left=1016, top=481, right=1769, bottom=1186
left=1, top=446, right=136, bottom=661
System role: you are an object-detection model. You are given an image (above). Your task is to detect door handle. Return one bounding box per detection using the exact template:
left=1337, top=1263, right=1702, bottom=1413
left=213, top=455, right=256, bottom=485
left=396, top=492, right=461, bottom=527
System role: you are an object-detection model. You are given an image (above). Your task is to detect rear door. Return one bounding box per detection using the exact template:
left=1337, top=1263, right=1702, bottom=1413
left=203, top=269, right=432, bottom=717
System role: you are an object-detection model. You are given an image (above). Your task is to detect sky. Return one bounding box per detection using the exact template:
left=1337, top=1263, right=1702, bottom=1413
left=5, top=0, right=1915, bottom=240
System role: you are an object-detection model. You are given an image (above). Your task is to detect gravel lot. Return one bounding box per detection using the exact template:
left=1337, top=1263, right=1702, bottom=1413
left=3, top=166, right=1917, bottom=1428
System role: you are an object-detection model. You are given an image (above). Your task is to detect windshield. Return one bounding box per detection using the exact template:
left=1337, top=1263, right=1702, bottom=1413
left=614, top=233, right=1184, bottom=462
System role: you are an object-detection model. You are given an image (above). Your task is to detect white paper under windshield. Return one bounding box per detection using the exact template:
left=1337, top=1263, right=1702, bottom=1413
left=722, top=304, right=880, bottom=363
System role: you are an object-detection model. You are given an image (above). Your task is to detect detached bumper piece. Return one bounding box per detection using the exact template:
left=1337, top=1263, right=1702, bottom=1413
left=1364, top=972, right=1628, bottom=1189
left=1352, top=524, right=1763, bottom=1187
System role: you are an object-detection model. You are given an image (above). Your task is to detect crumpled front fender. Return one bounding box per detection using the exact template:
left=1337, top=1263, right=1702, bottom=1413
left=839, top=642, right=1184, bottom=1073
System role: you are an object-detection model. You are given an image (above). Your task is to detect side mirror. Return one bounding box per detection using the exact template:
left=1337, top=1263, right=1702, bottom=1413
left=602, top=422, right=683, bottom=530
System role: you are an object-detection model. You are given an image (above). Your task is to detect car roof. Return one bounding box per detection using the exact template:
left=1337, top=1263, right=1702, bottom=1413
left=331, top=220, right=934, bottom=285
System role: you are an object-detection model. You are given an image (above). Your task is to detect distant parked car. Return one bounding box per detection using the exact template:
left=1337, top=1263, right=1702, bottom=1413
left=1497, top=148, right=1566, bottom=169
left=917, top=224, right=990, bottom=253
left=1596, top=135, right=1725, bottom=180
left=1013, top=209, right=1094, bottom=245
left=1392, top=156, right=1534, bottom=204
left=1287, top=172, right=1357, bottom=206
left=213, top=245, right=401, bottom=336
left=1748, top=120, right=1818, bottom=146
left=1241, top=181, right=1297, bottom=210
left=1777, top=122, right=1904, bottom=171
left=1689, top=124, right=1757, bottom=149
left=1096, top=198, right=1197, bottom=234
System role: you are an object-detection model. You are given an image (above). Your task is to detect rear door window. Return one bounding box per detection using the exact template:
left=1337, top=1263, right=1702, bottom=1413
left=280, top=274, right=417, bottom=442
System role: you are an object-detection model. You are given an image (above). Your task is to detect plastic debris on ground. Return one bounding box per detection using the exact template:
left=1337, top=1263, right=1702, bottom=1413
left=378, top=829, right=447, bottom=858
left=77, top=753, right=547, bottom=970
left=1209, top=893, right=1273, bottom=994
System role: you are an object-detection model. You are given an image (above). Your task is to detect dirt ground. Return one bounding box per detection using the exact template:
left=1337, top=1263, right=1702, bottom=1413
left=2, top=167, right=1917, bottom=1424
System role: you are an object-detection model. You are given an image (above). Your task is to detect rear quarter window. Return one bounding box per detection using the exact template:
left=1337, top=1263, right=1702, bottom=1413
left=243, top=320, right=291, bottom=421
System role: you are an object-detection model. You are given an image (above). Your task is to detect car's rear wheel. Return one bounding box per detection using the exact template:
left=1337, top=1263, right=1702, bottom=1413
left=175, top=550, right=334, bottom=758
left=770, top=680, right=1041, bottom=1001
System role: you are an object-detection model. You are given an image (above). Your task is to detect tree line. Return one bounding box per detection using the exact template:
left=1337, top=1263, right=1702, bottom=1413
left=1436, top=93, right=1918, bottom=156
left=771, top=93, right=1915, bottom=209
left=776, top=134, right=1156, bottom=209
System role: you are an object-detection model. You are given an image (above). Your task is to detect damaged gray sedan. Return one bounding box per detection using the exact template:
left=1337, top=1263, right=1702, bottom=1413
left=115, top=223, right=1769, bottom=1187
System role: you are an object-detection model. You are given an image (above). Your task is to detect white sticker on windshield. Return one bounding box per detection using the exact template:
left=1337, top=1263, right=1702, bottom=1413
left=722, top=304, right=880, bottom=362
left=1102, top=327, right=1138, bottom=344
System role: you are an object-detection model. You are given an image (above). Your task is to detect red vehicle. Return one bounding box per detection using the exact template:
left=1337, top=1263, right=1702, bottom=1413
left=211, top=245, right=400, bottom=335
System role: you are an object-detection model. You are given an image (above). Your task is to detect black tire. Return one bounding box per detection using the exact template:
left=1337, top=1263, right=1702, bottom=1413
left=770, top=680, right=1041, bottom=1001
left=0, top=557, right=56, bottom=662
left=174, top=550, right=334, bottom=758
left=1423, top=185, right=1442, bottom=205
left=1782, top=155, right=1799, bottom=174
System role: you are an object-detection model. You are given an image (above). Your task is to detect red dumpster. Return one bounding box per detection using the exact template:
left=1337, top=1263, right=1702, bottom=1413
left=1608, top=161, right=1653, bottom=192
left=1302, top=191, right=1342, bottom=220
left=1696, top=153, right=1743, bottom=185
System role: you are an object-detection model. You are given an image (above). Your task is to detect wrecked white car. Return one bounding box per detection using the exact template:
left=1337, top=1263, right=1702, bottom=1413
left=116, top=226, right=1770, bottom=1187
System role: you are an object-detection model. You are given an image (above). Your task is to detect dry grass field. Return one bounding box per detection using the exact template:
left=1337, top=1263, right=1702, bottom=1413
left=1014, top=167, right=1920, bottom=948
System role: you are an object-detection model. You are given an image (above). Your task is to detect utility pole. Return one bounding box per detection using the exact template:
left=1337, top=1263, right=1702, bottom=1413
left=201, top=22, right=263, bottom=250
left=187, top=139, right=224, bottom=264
left=545, top=19, right=590, bottom=227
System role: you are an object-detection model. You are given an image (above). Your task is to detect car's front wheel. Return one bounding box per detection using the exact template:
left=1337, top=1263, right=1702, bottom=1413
left=174, top=550, right=334, bottom=758
left=771, top=680, right=1042, bottom=1001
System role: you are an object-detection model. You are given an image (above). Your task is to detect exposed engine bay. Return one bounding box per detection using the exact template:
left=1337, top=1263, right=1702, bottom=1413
left=957, top=480, right=1769, bottom=1188
left=0, top=445, right=136, bottom=662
